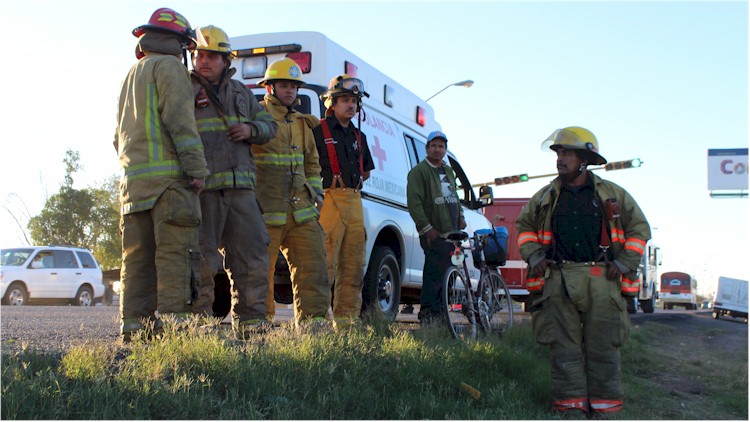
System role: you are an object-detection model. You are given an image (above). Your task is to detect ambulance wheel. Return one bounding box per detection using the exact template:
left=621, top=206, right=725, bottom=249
left=641, top=297, right=655, bottom=313
left=712, top=311, right=719, bottom=319
left=626, top=297, right=637, bottom=314
left=362, top=246, right=401, bottom=322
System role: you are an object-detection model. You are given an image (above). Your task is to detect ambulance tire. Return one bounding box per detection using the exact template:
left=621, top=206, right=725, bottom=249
left=626, top=297, right=637, bottom=314
left=362, top=246, right=401, bottom=322
left=641, top=297, right=655, bottom=313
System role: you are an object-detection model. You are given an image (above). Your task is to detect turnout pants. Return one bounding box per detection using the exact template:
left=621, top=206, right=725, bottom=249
left=265, top=210, right=330, bottom=322
left=193, top=189, right=269, bottom=326
left=319, top=188, right=366, bottom=323
left=530, top=263, right=630, bottom=415
left=120, top=186, right=201, bottom=336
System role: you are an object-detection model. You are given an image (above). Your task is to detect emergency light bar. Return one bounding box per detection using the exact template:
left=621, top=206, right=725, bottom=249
left=234, top=43, right=302, bottom=58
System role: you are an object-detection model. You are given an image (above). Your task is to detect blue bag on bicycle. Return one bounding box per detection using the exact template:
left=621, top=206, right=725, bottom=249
left=472, top=226, right=508, bottom=267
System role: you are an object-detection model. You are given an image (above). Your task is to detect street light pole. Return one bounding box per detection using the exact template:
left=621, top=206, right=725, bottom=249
left=425, top=80, right=474, bottom=102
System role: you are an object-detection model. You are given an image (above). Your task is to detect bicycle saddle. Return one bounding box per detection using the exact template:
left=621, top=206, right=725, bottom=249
left=443, top=230, right=469, bottom=242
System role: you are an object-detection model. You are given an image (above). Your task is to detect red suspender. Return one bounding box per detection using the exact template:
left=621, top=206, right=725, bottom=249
left=319, top=119, right=341, bottom=176
left=319, top=119, right=364, bottom=189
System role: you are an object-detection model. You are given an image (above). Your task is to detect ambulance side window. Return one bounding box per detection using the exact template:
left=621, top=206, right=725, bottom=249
left=409, top=138, right=427, bottom=167
left=405, top=135, right=419, bottom=167
left=447, top=156, right=477, bottom=208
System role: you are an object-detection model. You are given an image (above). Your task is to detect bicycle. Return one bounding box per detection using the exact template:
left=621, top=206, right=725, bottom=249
left=441, top=229, right=514, bottom=342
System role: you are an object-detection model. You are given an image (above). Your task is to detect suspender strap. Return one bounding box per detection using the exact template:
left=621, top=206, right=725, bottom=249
left=319, top=119, right=341, bottom=176
left=597, top=215, right=611, bottom=263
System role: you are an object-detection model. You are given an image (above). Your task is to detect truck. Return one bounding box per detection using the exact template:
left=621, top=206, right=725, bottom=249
left=481, top=198, right=532, bottom=311
left=212, top=31, right=495, bottom=321
left=711, top=276, right=748, bottom=323
left=482, top=198, right=660, bottom=313
left=628, top=240, right=660, bottom=314
left=659, top=271, right=698, bottom=310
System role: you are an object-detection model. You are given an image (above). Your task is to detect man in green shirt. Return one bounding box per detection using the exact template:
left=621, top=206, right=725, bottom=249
left=406, top=131, right=466, bottom=324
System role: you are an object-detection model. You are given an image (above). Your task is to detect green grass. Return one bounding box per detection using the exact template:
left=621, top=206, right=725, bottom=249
left=1, top=316, right=746, bottom=419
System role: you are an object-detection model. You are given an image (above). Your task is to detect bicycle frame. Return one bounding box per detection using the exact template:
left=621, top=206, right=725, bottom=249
left=442, top=229, right=514, bottom=341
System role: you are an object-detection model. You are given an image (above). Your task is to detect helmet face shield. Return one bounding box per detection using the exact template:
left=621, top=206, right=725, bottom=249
left=336, top=78, right=365, bottom=95
left=542, top=128, right=591, bottom=151
left=542, top=127, right=607, bottom=165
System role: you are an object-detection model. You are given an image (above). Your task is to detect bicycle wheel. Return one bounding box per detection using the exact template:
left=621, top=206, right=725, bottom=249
left=478, top=269, right=513, bottom=335
left=442, top=266, right=477, bottom=342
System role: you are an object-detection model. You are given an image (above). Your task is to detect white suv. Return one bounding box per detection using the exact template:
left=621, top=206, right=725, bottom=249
left=1, top=246, right=105, bottom=306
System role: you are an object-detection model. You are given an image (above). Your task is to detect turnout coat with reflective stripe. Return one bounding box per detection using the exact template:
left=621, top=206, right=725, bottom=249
left=191, top=68, right=276, bottom=192
left=253, top=94, right=323, bottom=226
left=116, top=53, right=209, bottom=215
left=516, top=172, right=650, bottom=294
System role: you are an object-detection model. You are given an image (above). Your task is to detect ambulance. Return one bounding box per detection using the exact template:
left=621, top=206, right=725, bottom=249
left=220, top=31, right=495, bottom=320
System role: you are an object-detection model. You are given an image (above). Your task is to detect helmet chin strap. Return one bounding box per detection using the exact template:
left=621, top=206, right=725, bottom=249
left=563, top=161, right=587, bottom=184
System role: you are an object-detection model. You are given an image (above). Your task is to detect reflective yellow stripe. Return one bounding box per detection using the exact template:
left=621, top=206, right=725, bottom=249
left=263, top=212, right=287, bottom=226
left=307, top=177, right=323, bottom=193
left=624, top=237, right=646, bottom=255
left=205, top=170, right=256, bottom=190
left=537, top=230, right=553, bottom=245
left=124, top=160, right=183, bottom=180
left=195, top=116, right=245, bottom=132
left=526, top=277, right=544, bottom=291
left=254, top=152, right=305, bottom=166
left=621, top=275, right=639, bottom=293
left=610, top=228, right=626, bottom=244
left=518, top=231, right=539, bottom=246
left=293, top=206, right=318, bottom=223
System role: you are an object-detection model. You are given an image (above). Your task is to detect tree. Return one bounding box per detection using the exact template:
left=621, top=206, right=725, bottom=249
left=27, top=150, right=121, bottom=269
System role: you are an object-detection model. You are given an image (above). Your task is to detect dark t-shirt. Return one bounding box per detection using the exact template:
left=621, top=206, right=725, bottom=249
left=313, top=116, right=375, bottom=189
left=549, top=177, right=608, bottom=262
left=437, top=166, right=460, bottom=231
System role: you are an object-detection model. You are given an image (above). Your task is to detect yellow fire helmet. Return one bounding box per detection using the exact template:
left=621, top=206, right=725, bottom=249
left=257, top=58, right=305, bottom=87
left=195, top=25, right=236, bottom=58
left=542, top=126, right=607, bottom=165
left=321, top=74, right=368, bottom=109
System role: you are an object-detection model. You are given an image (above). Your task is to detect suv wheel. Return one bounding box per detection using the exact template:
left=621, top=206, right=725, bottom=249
left=3, top=282, right=28, bottom=306
left=74, top=285, right=94, bottom=306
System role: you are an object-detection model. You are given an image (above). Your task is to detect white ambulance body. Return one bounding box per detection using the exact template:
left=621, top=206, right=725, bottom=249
left=228, top=31, right=494, bottom=320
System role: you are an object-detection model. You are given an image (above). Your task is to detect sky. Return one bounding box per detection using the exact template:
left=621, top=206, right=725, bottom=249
left=0, top=0, right=747, bottom=295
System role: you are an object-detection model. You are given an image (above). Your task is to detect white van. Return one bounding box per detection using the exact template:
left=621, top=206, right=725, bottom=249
left=216, top=31, right=494, bottom=320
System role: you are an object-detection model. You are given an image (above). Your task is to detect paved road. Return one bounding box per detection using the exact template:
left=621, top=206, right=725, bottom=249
left=0, top=304, right=420, bottom=355
left=1, top=304, right=744, bottom=356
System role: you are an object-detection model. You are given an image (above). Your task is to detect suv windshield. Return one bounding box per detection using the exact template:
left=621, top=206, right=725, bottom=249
left=1, top=249, right=34, bottom=266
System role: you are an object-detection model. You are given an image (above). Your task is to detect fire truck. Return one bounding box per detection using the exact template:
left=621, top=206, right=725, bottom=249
left=483, top=197, right=659, bottom=313
left=482, top=198, right=532, bottom=311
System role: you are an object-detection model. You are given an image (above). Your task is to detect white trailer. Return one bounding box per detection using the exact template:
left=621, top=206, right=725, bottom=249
left=712, top=277, right=748, bottom=323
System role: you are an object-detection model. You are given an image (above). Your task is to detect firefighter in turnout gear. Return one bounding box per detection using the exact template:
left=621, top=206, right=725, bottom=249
left=189, top=25, right=278, bottom=338
left=313, top=74, right=375, bottom=329
left=115, top=8, right=209, bottom=341
left=254, top=58, right=331, bottom=326
left=516, top=126, right=651, bottom=418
